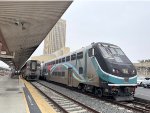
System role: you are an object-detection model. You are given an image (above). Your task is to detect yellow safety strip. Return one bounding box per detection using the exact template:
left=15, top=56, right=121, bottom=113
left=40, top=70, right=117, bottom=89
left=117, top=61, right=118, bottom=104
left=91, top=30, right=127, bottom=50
left=22, top=79, right=57, bottom=113
left=19, top=76, right=30, bottom=113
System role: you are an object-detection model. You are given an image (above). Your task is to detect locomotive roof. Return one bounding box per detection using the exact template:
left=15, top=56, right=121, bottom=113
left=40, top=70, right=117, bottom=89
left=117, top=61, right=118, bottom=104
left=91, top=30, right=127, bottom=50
left=96, top=42, right=119, bottom=48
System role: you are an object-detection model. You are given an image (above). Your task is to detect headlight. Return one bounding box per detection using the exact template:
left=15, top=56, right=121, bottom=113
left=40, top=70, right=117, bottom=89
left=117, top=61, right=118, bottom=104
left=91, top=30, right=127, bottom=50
left=112, top=69, right=115, bottom=73
left=38, top=66, right=41, bottom=69
left=112, top=68, right=120, bottom=75
left=132, top=70, right=136, bottom=74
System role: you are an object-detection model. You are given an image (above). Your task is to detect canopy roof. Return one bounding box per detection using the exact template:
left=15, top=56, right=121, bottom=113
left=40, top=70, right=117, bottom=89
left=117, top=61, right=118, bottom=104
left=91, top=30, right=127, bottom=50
left=0, top=0, right=72, bottom=69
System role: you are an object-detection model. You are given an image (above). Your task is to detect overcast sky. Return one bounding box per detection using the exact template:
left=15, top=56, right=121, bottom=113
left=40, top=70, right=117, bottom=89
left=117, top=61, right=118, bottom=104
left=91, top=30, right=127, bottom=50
left=1, top=0, right=150, bottom=68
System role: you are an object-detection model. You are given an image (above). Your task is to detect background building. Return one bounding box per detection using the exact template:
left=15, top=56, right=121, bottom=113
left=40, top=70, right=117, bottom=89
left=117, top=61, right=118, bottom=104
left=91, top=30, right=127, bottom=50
left=134, top=59, right=150, bottom=77
left=31, top=47, right=70, bottom=63
left=31, top=19, right=70, bottom=63
left=43, top=19, right=66, bottom=54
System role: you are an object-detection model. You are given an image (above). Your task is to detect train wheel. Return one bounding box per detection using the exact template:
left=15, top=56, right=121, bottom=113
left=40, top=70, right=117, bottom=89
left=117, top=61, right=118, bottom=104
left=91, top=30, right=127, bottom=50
left=95, top=88, right=103, bottom=97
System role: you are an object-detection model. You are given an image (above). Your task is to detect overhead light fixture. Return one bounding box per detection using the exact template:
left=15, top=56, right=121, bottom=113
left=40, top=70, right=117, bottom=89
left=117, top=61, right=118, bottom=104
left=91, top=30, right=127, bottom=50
left=14, top=20, right=26, bottom=30
left=1, top=51, right=6, bottom=55
left=15, top=21, right=20, bottom=26
left=21, top=22, right=26, bottom=30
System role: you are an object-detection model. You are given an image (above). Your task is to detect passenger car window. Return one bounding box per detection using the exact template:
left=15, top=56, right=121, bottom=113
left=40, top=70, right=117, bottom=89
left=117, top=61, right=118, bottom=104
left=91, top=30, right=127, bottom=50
left=77, top=52, right=83, bottom=59
left=62, top=57, right=65, bottom=62
left=62, top=72, right=65, bottom=76
left=66, top=56, right=70, bottom=61
left=59, top=59, right=61, bottom=63
left=71, top=54, right=76, bottom=60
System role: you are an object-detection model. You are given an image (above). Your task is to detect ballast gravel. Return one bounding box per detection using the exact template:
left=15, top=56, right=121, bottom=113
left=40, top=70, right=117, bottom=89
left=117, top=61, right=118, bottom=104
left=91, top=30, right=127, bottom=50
left=38, top=81, right=138, bottom=113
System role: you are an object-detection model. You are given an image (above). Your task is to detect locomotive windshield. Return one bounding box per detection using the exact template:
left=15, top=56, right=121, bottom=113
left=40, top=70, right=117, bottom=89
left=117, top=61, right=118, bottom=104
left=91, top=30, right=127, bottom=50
left=99, top=44, right=131, bottom=64
left=100, top=45, right=125, bottom=57
left=31, top=61, right=37, bottom=70
left=96, top=43, right=136, bottom=76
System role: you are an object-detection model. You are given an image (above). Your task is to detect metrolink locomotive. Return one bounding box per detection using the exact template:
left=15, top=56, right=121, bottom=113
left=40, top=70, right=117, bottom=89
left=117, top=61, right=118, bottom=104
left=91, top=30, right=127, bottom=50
left=40, top=42, right=137, bottom=101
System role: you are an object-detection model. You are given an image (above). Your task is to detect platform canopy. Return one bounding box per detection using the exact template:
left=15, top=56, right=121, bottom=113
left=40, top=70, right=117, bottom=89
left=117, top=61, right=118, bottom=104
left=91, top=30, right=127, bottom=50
left=0, top=0, right=72, bottom=69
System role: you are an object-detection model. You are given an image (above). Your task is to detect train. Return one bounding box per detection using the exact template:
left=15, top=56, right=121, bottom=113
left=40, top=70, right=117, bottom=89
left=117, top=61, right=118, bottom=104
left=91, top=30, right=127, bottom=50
left=40, top=42, right=137, bottom=101
left=22, top=60, right=41, bottom=80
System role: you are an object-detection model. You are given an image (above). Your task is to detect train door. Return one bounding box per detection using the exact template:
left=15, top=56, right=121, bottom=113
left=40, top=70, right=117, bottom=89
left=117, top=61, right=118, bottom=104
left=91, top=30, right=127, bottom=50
left=68, top=68, right=73, bottom=86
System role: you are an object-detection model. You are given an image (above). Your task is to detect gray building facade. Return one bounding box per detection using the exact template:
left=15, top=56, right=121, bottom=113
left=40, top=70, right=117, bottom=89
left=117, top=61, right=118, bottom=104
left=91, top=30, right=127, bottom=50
left=43, top=19, right=66, bottom=54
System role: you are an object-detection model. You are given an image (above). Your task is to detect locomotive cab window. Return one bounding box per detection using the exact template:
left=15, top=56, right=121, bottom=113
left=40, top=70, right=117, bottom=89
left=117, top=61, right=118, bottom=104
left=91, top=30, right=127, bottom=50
left=30, top=61, right=37, bottom=70
left=77, top=52, right=83, bottom=59
left=88, top=48, right=95, bottom=57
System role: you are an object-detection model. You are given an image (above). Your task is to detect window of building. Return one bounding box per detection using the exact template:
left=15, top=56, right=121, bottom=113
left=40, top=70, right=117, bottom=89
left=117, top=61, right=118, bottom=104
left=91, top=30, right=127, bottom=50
left=66, top=56, right=70, bottom=61
left=77, top=52, right=83, bottom=59
left=62, top=57, right=65, bottom=62
left=79, top=67, right=83, bottom=74
left=71, top=54, right=76, bottom=60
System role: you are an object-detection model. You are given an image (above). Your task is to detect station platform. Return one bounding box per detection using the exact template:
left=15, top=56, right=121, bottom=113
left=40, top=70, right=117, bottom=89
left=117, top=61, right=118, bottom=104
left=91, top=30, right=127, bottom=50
left=0, top=75, right=57, bottom=113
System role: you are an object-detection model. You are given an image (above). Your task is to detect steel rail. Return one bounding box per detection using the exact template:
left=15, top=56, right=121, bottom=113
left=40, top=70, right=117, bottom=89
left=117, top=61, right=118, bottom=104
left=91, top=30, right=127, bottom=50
left=106, top=99, right=150, bottom=113
left=30, top=82, right=68, bottom=113
left=38, top=80, right=150, bottom=113
left=32, top=81, right=101, bottom=113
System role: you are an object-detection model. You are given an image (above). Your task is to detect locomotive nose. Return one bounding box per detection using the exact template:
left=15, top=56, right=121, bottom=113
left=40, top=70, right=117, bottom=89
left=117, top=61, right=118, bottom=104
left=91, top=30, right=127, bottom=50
left=110, top=63, right=136, bottom=76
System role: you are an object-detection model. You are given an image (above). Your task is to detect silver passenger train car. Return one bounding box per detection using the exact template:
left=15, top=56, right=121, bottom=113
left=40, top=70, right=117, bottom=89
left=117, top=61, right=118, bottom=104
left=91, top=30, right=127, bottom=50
left=22, top=60, right=41, bottom=80
left=41, top=42, right=137, bottom=101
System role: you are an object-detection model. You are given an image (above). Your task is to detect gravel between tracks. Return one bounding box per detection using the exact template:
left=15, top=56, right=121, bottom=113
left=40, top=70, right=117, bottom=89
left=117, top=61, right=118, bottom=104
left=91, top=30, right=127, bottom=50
left=38, top=81, right=138, bottom=113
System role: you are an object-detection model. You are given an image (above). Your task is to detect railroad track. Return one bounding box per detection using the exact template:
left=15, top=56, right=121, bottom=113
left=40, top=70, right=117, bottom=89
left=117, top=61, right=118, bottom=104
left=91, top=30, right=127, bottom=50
left=37, top=80, right=150, bottom=113
left=104, top=99, right=150, bottom=113
left=31, top=81, right=101, bottom=113
left=82, top=89, right=150, bottom=113
left=87, top=91, right=150, bottom=113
